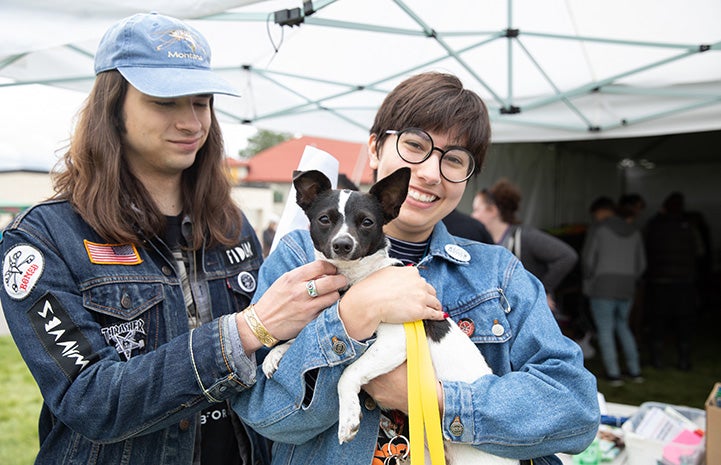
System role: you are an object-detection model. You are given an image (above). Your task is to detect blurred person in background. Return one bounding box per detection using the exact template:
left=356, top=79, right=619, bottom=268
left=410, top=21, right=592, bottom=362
left=472, top=178, right=578, bottom=314
left=582, top=196, right=646, bottom=386
left=644, top=191, right=698, bottom=371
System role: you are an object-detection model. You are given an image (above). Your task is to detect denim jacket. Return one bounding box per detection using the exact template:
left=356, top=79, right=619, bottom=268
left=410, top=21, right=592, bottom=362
left=0, top=200, right=271, bottom=465
left=232, top=223, right=599, bottom=465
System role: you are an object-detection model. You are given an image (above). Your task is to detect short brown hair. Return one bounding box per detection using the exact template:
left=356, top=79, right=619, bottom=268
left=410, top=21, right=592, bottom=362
left=369, top=72, right=491, bottom=175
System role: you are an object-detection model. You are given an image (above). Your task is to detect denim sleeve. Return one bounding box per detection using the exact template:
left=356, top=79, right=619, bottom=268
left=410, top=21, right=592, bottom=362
left=0, top=225, right=254, bottom=443
left=230, top=231, right=371, bottom=444
left=440, top=258, right=599, bottom=459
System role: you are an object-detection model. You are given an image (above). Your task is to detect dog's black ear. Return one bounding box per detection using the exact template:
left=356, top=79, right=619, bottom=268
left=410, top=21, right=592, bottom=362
left=293, top=170, right=333, bottom=211
left=369, top=167, right=411, bottom=224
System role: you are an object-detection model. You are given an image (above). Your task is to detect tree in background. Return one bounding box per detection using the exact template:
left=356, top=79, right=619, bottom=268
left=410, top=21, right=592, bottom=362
left=238, top=129, right=293, bottom=159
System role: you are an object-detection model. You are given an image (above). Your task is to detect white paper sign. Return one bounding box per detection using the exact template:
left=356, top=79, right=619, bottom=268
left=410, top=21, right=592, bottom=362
left=270, top=145, right=339, bottom=253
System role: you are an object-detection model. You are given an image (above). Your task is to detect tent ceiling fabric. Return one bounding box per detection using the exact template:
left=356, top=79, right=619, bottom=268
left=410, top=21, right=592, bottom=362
left=2, top=0, right=721, bottom=160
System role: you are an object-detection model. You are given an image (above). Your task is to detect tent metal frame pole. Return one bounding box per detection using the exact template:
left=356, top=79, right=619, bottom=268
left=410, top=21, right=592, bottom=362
left=392, top=0, right=508, bottom=107
left=521, top=47, right=710, bottom=112
left=506, top=0, right=514, bottom=105
left=601, top=98, right=721, bottom=131
left=201, top=2, right=721, bottom=135
left=513, top=37, right=595, bottom=128
left=5, top=1, right=717, bottom=143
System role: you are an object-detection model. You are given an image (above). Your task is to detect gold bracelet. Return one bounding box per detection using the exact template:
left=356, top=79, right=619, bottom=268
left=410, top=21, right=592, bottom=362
left=242, top=304, right=279, bottom=348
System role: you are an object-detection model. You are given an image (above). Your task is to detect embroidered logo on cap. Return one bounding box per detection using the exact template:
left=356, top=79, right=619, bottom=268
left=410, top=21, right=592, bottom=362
left=3, top=244, right=44, bottom=300
left=84, top=240, right=142, bottom=265
left=154, top=29, right=207, bottom=63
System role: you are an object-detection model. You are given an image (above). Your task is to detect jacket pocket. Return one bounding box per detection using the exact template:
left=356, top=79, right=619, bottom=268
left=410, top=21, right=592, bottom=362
left=83, top=281, right=164, bottom=320
left=82, top=281, right=165, bottom=359
left=449, top=288, right=513, bottom=344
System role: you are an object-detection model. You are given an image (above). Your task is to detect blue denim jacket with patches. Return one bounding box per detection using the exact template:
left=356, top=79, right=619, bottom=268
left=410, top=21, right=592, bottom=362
left=232, top=222, right=599, bottom=465
left=0, top=199, right=271, bottom=465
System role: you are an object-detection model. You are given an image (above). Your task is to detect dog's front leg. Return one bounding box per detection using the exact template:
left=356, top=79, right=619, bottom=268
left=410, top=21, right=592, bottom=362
left=337, top=323, right=407, bottom=444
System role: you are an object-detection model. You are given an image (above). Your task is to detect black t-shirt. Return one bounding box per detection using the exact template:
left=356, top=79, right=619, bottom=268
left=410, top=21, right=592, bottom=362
left=200, top=404, right=242, bottom=465
left=163, top=215, right=245, bottom=465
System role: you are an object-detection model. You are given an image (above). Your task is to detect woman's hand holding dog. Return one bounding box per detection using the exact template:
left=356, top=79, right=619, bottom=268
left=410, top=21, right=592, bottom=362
left=338, top=266, right=444, bottom=340
left=237, top=260, right=347, bottom=353
left=362, top=363, right=445, bottom=415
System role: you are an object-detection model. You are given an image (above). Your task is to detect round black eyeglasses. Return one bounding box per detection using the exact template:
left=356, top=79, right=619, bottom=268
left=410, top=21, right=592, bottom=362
left=385, top=128, right=475, bottom=183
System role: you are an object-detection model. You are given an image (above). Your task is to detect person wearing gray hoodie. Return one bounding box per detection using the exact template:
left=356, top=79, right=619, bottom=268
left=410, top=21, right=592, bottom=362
left=582, top=196, right=646, bottom=386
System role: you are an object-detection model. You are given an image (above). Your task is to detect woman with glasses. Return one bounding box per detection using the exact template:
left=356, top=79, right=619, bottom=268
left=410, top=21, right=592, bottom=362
left=232, top=72, right=599, bottom=465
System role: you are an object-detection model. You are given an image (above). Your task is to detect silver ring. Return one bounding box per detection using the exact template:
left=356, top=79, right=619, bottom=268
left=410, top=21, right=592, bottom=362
left=306, top=280, right=319, bottom=298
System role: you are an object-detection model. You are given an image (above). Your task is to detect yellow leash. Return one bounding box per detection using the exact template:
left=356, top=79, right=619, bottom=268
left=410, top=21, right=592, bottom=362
left=405, top=320, right=446, bottom=465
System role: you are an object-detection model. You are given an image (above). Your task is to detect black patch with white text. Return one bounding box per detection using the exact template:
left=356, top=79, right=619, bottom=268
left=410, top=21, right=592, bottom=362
left=224, top=241, right=256, bottom=266
left=28, top=292, right=98, bottom=380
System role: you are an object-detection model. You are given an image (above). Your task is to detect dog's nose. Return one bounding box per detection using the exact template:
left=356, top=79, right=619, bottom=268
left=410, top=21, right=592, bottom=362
left=332, top=237, right=354, bottom=256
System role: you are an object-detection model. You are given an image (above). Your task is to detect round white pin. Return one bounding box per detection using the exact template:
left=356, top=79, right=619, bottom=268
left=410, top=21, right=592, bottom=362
left=491, top=322, right=505, bottom=337
left=444, top=244, right=470, bottom=263
left=237, top=271, right=257, bottom=293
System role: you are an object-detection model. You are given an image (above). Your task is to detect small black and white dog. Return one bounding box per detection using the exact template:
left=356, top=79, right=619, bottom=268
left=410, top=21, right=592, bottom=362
left=263, top=168, right=516, bottom=465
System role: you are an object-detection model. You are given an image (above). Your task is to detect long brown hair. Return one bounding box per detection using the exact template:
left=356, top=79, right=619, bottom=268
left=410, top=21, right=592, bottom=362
left=369, top=72, right=491, bottom=175
left=52, top=71, right=242, bottom=249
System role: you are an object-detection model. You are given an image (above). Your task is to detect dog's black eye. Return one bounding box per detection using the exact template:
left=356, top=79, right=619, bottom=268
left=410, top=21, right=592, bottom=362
left=318, top=215, right=331, bottom=225
left=361, top=218, right=374, bottom=228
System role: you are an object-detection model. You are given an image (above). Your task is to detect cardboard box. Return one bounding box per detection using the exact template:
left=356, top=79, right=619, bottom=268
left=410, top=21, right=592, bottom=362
left=707, top=382, right=721, bottom=465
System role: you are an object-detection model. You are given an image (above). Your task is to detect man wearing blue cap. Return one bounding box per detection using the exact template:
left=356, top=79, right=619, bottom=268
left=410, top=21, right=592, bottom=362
left=0, top=12, right=349, bottom=465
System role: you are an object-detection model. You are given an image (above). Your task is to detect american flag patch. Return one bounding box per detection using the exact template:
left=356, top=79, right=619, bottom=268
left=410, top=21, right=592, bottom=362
left=84, top=240, right=143, bottom=265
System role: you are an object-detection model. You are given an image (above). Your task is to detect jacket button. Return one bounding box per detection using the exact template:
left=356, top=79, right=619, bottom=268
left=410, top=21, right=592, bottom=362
left=179, top=419, right=191, bottom=431
left=364, top=397, right=377, bottom=411
left=162, top=265, right=173, bottom=276
left=331, top=338, right=346, bottom=355
left=449, top=416, right=464, bottom=436
left=120, top=293, right=132, bottom=309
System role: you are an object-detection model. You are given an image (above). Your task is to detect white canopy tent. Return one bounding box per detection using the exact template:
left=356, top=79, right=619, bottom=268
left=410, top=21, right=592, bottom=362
left=1, top=0, right=720, bottom=254
left=2, top=0, right=720, bottom=161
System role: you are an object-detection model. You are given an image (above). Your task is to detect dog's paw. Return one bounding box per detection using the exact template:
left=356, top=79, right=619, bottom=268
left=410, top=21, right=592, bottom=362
left=337, top=414, right=362, bottom=444
left=337, top=391, right=362, bottom=443
left=261, top=344, right=289, bottom=378
left=261, top=354, right=279, bottom=378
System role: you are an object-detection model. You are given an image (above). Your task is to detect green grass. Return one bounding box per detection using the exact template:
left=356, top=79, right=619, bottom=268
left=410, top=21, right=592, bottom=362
left=0, top=336, right=42, bottom=465
left=586, top=306, right=721, bottom=411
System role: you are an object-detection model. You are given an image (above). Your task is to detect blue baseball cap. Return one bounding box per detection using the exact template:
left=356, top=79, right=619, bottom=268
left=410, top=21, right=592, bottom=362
left=94, top=12, right=239, bottom=98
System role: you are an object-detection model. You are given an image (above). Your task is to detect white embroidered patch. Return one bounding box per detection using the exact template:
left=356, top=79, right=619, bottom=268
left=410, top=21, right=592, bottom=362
left=3, top=244, right=45, bottom=300
left=101, top=319, right=146, bottom=361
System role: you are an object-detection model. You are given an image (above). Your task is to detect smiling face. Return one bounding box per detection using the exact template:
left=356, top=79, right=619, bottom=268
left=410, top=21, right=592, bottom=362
left=369, top=130, right=467, bottom=242
left=121, top=85, right=212, bottom=184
